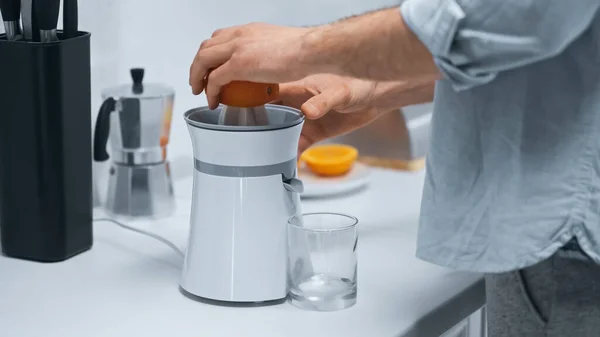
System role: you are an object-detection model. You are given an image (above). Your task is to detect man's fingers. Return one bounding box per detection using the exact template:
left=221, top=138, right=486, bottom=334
left=206, top=61, right=237, bottom=109
left=300, top=86, right=350, bottom=119
left=276, top=82, right=311, bottom=109
left=211, top=25, right=243, bottom=38
left=190, top=43, right=235, bottom=95
left=211, top=27, right=227, bottom=38
left=188, top=31, right=235, bottom=90
left=189, top=25, right=239, bottom=90
left=200, top=30, right=238, bottom=51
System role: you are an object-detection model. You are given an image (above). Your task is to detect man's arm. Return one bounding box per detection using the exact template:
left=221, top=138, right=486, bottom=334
left=189, top=8, right=438, bottom=99
left=304, top=8, right=441, bottom=83
left=371, top=79, right=435, bottom=113
left=191, top=0, right=599, bottom=102
left=306, top=0, right=600, bottom=90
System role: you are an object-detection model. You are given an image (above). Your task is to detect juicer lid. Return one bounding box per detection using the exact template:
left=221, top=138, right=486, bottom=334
left=101, top=68, right=175, bottom=100
left=184, top=104, right=305, bottom=132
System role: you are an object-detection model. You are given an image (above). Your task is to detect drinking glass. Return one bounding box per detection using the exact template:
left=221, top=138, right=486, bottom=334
left=287, top=212, right=358, bottom=311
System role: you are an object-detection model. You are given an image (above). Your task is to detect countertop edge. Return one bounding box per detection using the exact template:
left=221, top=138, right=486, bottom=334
left=400, top=277, right=486, bottom=337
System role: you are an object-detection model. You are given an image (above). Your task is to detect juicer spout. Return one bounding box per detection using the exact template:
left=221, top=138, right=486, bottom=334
left=283, top=177, right=304, bottom=194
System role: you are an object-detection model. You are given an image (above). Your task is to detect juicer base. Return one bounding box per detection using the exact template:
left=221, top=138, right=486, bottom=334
left=178, top=286, right=287, bottom=307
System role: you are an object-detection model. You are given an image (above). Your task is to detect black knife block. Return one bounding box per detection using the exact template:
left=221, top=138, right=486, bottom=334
left=0, top=32, right=93, bottom=262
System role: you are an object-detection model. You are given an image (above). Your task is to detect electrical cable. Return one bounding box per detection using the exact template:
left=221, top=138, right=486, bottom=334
left=93, top=217, right=185, bottom=258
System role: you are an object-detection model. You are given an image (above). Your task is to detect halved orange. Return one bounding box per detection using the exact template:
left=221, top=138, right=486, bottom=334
left=300, top=144, right=359, bottom=177
left=219, top=81, right=279, bottom=107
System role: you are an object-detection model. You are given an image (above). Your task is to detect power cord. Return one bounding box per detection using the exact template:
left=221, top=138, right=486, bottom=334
left=93, top=218, right=185, bottom=258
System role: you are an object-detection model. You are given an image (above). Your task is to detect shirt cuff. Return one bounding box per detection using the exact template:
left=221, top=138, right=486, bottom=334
left=400, top=0, right=496, bottom=91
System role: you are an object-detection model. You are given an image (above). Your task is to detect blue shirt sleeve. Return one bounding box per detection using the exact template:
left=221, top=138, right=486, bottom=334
left=400, top=0, right=600, bottom=91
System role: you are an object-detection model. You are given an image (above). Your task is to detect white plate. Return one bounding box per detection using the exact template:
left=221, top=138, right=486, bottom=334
left=298, top=162, right=371, bottom=198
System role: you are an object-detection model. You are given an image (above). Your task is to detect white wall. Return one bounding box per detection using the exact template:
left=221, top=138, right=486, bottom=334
left=79, top=0, right=404, bottom=160
left=2, top=0, right=408, bottom=187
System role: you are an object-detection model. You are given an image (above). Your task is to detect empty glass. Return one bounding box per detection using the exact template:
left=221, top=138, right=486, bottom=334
left=287, top=212, right=358, bottom=311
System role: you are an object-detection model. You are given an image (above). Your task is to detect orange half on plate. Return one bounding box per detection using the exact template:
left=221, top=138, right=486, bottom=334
left=300, top=144, right=359, bottom=177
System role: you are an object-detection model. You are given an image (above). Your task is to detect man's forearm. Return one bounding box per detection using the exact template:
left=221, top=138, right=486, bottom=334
left=303, top=8, right=440, bottom=83
left=372, top=79, right=435, bottom=114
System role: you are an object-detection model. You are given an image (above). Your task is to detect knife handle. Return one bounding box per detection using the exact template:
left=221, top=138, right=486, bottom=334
left=34, top=0, right=59, bottom=30
left=30, top=0, right=39, bottom=41
left=63, top=0, right=77, bottom=38
left=0, top=0, right=21, bottom=21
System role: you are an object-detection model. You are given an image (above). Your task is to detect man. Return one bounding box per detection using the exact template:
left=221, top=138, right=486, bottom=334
left=189, top=1, right=600, bottom=336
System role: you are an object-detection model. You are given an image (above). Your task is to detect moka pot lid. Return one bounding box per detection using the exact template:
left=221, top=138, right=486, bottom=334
left=101, top=68, right=175, bottom=100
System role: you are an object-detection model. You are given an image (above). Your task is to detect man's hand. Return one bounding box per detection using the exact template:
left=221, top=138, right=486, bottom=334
left=189, top=23, right=316, bottom=106
left=189, top=8, right=440, bottom=105
left=274, top=74, right=435, bottom=154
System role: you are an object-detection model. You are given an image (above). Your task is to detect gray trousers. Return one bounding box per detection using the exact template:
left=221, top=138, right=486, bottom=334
left=485, top=240, right=600, bottom=337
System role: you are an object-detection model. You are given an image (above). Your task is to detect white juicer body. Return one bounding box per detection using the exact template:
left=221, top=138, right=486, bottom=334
left=181, top=172, right=301, bottom=302
left=181, top=105, right=304, bottom=303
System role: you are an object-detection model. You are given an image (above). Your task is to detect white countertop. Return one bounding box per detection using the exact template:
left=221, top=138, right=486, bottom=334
left=0, top=162, right=484, bottom=337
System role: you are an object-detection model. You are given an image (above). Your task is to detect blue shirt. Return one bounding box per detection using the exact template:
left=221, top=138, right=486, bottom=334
left=400, top=0, right=600, bottom=272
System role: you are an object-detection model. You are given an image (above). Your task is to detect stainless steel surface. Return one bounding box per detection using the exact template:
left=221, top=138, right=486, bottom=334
left=1, top=0, right=22, bottom=40
left=218, top=105, right=270, bottom=126
left=112, top=149, right=163, bottom=166
left=104, top=161, right=174, bottom=218
left=325, top=104, right=432, bottom=161
left=39, top=29, right=57, bottom=42
left=101, top=74, right=175, bottom=166
left=20, top=0, right=31, bottom=40
left=2, top=21, right=21, bottom=40
left=102, top=80, right=175, bottom=99
left=92, top=164, right=101, bottom=208
left=97, top=70, right=176, bottom=219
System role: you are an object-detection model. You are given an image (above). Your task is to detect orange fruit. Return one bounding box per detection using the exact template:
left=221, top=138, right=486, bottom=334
left=160, top=136, right=169, bottom=147
left=219, top=81, right=279, bottom=107
left=300, top=144, right=359, bottom=177
left=160, top=136, right=169, bottom=160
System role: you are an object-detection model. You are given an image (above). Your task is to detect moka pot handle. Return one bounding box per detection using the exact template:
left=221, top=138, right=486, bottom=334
left=93, top=97, right=117, bottom=162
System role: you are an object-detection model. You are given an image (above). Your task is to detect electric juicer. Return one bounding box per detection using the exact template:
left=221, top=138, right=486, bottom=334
left=180, top=81, right=306, bottom=303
